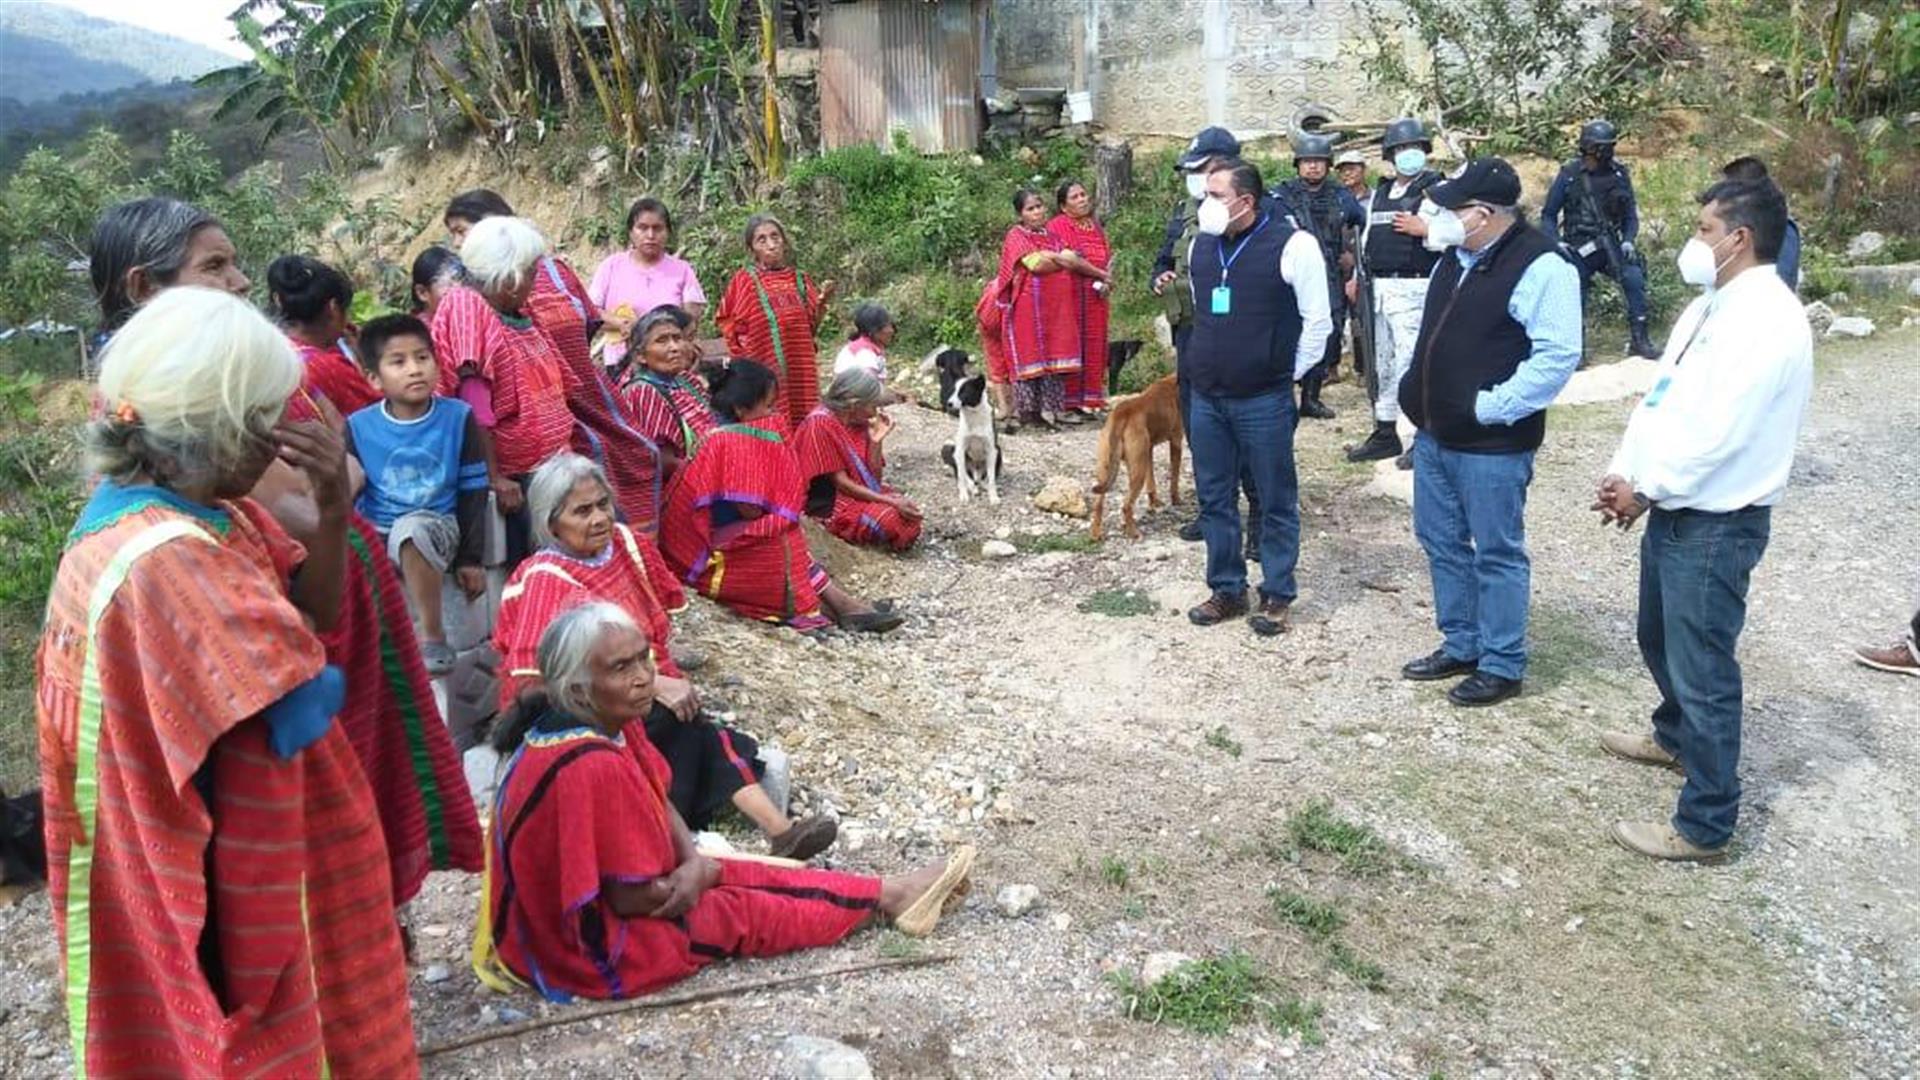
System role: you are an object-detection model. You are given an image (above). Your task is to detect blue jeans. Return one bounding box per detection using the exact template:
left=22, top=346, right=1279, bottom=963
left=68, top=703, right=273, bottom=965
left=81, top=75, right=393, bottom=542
left=1638, top=506, right=1771, bottom=848
left=1411, top=433, right=1535, bottom=680
left=1188, top=388, right=1299, bottom=600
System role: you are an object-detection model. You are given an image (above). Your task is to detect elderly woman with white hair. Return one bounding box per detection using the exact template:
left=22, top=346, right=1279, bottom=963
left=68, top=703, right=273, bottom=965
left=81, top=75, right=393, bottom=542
left=790, top=367, right=923, bottom=550
left=429, top=214, right=575, bottom=568
left=494, top=453, right=839, bottom=861
left=38, top=288, right=419, bottom=1077
left=476, top=601, right=975, bottom=1000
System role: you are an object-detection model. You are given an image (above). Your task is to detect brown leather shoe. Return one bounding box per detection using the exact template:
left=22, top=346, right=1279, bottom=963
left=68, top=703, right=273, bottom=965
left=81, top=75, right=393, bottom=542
left=1248, top=596, right=1292, bottom=637
left=1599, top=731, right=1682, bottom=773
left=1853, top=640, right=1920, bottom=677
left=1609, top=820, right=1727, bottom=863
left=1187, top=591, right=1249, bottom=626
left=769, top=815, right=838, bottom=861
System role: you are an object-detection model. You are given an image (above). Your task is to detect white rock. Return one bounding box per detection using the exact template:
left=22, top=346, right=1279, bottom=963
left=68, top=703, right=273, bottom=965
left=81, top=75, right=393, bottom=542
left=1032, top=475, right=1090, bottom=519
left=1846, top=231, right=1886, bottom=262
left=1564, top=916, right=1585, bottom=933
left=1142, top=950, right=1196, bottom=985
left=1360, top=732, right=1388, bottom=749
left=1051, top=912, right=1073, bottom=931
left=421, top=963, right=451, bottom=984
left=993, top=525, right=1013, bottom=539
left=1827, top=316, right=1876, bottom=338
left=772, top=1035, right=874, bottom=1080
left=982, top=539, right=1018, bottom=559
left=995, top=883, right=1042, bottom=917
left=1803, top=300, right=1836, bottom=336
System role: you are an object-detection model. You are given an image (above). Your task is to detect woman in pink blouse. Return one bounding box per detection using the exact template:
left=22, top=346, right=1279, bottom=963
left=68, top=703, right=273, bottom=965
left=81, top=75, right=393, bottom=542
left=589, top=197, right=706, bottom=374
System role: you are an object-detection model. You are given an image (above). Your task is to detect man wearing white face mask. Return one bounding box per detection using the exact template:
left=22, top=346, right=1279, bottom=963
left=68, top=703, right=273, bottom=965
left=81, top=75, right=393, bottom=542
left=1153, top=126, right=1262, bottom=551
left=1348, top=118, right=1444, bottom=464
left=1396, top=157, right=1582, bottom=708
left=1592, top=178, right=1811, bottom=862
left=1182, top=159, right=1331, bottom=636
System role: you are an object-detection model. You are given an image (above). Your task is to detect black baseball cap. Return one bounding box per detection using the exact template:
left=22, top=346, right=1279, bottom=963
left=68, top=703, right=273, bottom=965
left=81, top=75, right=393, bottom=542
left=1178, top=126, right=1241, bottom=170
left=1427, top=157, right=1522, bottom=208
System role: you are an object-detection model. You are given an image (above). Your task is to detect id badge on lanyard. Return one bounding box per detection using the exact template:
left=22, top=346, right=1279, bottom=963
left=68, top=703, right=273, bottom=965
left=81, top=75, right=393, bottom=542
left=1214, top=213, right=1269, bottom=318
left=1211, top=286, right=1232, bottom=314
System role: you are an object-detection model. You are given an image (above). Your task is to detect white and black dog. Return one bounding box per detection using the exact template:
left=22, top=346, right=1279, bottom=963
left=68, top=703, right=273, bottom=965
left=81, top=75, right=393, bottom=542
left=932, top=349, right=1002, bottom=504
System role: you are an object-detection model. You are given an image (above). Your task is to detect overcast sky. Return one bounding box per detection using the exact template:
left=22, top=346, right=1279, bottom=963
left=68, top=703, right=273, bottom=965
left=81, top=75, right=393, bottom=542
left=46, top=0, right=252, bottom=59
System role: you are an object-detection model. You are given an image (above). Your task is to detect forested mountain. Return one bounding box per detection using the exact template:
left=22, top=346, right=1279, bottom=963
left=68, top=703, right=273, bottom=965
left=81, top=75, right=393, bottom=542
left=0, top=5, right=234, bottom=104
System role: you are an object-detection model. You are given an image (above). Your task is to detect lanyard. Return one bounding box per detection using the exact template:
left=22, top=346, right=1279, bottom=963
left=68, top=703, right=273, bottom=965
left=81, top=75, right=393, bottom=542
left=1217, top=213, right=1271, bottom=284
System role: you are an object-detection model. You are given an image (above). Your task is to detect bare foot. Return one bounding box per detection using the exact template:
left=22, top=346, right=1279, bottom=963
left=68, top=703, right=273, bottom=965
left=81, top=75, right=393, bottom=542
left=878, top=860, right=948, bottom=918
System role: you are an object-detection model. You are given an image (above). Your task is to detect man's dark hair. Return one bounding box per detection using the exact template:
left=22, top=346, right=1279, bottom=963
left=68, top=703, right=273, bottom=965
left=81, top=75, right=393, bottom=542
left=357, top=313, right=434, bottom=373
left=1697, top=179, right=1786, bottom=261
left=1207, top=158, right=1264, bottom=199
left=445, top=188, right=515, bottom=226
left=1720, top=156, right=1771, bottom=183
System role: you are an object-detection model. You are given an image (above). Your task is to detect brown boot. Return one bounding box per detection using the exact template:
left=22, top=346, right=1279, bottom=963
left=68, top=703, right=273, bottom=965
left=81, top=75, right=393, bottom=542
left=1853, top=640, right=1920, bottom=677
left=769, top=815, right=839, bottom=861
left=1599, top=731, right=1682, bottom=773
left=1609, top=820, right=1727, bottom=863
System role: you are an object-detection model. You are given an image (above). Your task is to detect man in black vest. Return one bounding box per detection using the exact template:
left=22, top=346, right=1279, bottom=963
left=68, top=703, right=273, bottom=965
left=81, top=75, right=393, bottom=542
left=1183, top=159, right=1332, bottom=637
left=1273, top=133, right=1365, bottom=419
left=1397, top=158, right=1583, bottom=706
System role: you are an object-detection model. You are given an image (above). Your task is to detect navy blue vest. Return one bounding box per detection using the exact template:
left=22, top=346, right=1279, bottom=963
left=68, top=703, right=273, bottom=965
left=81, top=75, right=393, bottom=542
left=1185, top=208, right=1304, bottom=399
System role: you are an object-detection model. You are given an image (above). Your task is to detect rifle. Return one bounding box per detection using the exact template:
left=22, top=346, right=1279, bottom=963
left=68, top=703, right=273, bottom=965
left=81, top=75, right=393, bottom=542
left=1353, top=257, right=1378, bottom=402
left=1575, top=169, right=1642, bottom=281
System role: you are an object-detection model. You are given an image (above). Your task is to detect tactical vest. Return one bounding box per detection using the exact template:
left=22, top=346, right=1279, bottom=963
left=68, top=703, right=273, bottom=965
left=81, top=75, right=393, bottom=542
left=1364, top=173, right=1442, bottom=276
left=1276, top=179, right=1345, bottom=275
left=1556, top=160, right=1631, bottom=243
left=1163, top=198, right=1202, bottom=329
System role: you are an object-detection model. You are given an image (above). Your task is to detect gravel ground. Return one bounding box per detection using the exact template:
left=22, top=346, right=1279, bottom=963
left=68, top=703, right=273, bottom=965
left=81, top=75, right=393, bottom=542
left=1, top=333, right=1914, bottom=1078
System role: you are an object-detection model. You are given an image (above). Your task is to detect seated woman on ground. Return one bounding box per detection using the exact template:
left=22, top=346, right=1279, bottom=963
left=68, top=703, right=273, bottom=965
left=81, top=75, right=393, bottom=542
left=659, top=360, right=904, bottom=635
left=619, top=305, right=719, bottom=480
left=791, top=368, right=923, bottom=552
left=476, top=603, right=974, bottom=1001
left=495, top=453, right=838, bottom=861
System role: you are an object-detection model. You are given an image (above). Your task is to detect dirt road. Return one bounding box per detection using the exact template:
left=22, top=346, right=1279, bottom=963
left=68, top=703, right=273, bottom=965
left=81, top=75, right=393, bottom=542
left=2, top=333, right=1914, bottom=1078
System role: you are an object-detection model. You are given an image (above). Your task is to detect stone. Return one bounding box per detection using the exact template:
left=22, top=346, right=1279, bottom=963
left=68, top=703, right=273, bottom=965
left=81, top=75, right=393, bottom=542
left=1032, top=476, right=1089, bottom=519
left=760, top=747, right=792, bottom=814
left=1845, top=231, right=1887, bottom=263
left=463, top=745, right=502, bottom=806
left=771, top=1035, right=874, bottom=1080
left=1360, top=732, right=1388, bottom=749
left=1803, top=300, right=1836, bottom=336
left=982, top=539, right=1018, bottom=559
left=1838, top=262, right=1920, bottom=297
left=1827, top=316, right=1876, bottom=339
left=1142, top=950, right=1196, bottom=985
left=421, top=963, right=452, bottom=984
left=995, top=883, right=1042, bottom=917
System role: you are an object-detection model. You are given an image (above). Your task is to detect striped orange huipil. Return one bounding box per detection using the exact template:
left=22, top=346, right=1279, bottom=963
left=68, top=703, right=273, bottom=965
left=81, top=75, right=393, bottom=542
left=37, top=485, right=417, bottom=1078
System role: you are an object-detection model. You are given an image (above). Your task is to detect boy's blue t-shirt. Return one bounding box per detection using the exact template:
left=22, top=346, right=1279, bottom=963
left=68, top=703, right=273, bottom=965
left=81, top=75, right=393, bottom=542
left=346, top=397, right=489, bottom=528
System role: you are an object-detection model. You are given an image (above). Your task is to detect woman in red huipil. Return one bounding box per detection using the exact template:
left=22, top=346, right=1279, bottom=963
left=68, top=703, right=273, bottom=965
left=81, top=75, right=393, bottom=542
left=714, top=214, right=837, bottom=432
left=988, top=188, right=1108, bottom=430
left=790, top=367, right=922, bottom=551
left=1046, top=179, right=1115, bottom=417
left=268, top=254, right=382, bottom=414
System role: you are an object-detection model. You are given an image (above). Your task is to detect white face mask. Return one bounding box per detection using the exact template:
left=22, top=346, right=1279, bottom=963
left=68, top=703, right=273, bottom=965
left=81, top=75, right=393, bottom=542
left=1185, top=172, right=1209, bottom=200
left=1197, top=196, right=1234, bottom=236
left=1677, top=232, right=1737, bottom=288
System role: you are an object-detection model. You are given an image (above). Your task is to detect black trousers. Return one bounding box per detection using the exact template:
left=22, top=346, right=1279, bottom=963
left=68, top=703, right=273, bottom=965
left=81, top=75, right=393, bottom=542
left=643, top=704, right=765, bottom=830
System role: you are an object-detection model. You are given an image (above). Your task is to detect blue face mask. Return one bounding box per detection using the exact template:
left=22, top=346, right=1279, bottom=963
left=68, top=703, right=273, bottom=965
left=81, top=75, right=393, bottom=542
left=1393, top=147, right=1427, bottom=176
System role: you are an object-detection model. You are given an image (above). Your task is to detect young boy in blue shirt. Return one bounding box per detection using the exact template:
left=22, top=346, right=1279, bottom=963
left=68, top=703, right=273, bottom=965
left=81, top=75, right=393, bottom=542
left=346, top=314, right=491, bottom=675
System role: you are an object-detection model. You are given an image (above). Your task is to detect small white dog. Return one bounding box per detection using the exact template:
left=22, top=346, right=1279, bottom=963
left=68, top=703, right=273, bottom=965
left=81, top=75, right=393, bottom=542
left=943, top=371, right=1002, bottom=505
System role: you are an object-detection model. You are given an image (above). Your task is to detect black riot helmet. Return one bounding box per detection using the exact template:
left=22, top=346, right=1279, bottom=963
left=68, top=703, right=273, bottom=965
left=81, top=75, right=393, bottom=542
left=1381, top=117, right=1431, bottom=154
left=1292, top=132, right=1335, bottom=165
left=1578, top=119, right=1618, bottom=156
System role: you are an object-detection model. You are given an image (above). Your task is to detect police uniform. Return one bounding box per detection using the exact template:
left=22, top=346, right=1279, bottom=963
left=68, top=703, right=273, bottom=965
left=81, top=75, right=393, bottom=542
left=1272, top=138, right=1365, bottom=419
left=1361, top=166, right=1441, bottom=426
left=1542, top=120, right=1657, bottom=357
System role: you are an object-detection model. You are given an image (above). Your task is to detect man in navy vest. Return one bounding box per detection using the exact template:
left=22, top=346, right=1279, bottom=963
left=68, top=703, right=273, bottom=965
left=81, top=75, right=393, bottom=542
left=1183, top=159, right=1332, bottom=636
left=1398, top=158, right=1582, bottom=706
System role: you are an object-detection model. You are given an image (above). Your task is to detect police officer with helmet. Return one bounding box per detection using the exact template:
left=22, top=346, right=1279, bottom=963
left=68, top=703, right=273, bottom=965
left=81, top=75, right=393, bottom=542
left=1348, top=116, right=1444, bottom=464
left=1273, top=132, right=1365, bottom=419
left=1543, top=119, right=1660, bottom=359
left=1153, top=125, right=1262, bottom=553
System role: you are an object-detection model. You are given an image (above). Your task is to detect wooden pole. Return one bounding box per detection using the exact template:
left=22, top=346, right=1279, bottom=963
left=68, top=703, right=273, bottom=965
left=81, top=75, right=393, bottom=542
left=1094, top=140, right=1132, bottom=220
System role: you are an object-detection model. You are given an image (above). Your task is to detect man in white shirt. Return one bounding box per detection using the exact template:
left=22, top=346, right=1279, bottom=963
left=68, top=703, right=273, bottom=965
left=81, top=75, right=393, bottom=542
left=1182, top=158, right=1332, bottom=637
left=1590, top=177, right=1812, bottom=862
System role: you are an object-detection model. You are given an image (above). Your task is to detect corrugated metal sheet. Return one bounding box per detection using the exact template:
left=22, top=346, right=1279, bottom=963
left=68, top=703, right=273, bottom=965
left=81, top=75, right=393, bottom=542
left=820, top=0, right=982, bottom=153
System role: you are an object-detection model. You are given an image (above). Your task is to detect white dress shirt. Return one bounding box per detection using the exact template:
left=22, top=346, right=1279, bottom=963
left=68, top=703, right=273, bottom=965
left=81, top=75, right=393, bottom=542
left=1277, top=229, right=1332, bottom=381
left=1606, top=264, right=1813, bottom=511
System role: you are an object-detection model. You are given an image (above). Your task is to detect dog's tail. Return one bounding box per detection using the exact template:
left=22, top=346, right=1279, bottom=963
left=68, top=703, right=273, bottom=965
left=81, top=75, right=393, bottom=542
left=1090, top=414, right=1120, bottom=494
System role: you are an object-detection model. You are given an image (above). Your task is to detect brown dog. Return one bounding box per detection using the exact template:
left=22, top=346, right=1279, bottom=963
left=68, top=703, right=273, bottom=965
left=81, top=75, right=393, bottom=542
left=1090, top=374, right=1183, bottom=540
